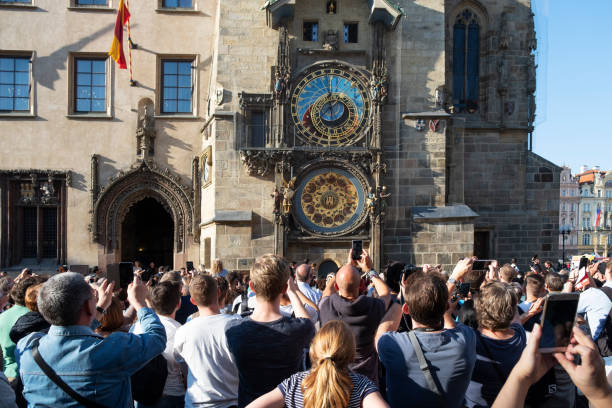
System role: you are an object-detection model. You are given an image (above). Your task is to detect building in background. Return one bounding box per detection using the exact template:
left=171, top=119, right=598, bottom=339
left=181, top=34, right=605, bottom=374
left=575, top=166, right=612, bottom=257
left=1, top=0, right=560, bottom=274
left=559, top=166, right=579, bottom=261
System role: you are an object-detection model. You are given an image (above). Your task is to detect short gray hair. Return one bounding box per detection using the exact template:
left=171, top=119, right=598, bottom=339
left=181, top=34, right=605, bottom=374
left=38, top=272, right=93, bottom=326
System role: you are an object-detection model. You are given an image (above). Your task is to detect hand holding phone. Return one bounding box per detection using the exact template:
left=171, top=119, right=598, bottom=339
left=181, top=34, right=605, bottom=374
left=351, top=240, right=363, bottom=261
left=539, top=293, right=579, bottom=353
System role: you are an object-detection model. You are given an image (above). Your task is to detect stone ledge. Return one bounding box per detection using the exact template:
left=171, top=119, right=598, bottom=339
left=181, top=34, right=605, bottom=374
left=200, top=210, right=252, bottom=227
left=412, top=205, right=479, bottom=222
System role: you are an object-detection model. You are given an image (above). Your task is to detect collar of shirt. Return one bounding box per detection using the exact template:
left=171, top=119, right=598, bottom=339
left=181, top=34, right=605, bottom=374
left=47, top=325, right=102, bottom=337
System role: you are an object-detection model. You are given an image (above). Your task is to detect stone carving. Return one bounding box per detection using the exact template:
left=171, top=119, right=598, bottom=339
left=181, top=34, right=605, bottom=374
left=238, top=92, right=274, bottom=109
left=281, top=177, right=296, bottom=215
left=322, top=30, right=339, bottom=51
left=271, top=187, right=282, bottom=215
left=498, top=12, right=511, bottom=50
left=326, top=0, right=336, bottom=14
left=91, top=159, right=195, bottom=247
left=40, top=174, right=56, bottom=204
left=136, top=105, right=156, bottom=158
left=366, top=188, right=377, bottom=215
left=416, top=119, right=426, bottom=131
left=378, top=186, right=391, bottom=216
left=274, top=71, right=290, bottom=100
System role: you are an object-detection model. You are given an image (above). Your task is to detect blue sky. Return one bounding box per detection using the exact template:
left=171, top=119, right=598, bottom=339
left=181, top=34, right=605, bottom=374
left=532, top=0, right=612, bottom=174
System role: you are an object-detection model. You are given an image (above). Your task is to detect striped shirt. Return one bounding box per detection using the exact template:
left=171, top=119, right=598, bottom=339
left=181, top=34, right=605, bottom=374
left=278, top=370, right=378, bottom=408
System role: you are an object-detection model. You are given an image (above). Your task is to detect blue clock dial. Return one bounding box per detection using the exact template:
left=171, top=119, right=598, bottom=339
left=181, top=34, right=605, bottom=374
left=290, top=66, right=371, bottom=146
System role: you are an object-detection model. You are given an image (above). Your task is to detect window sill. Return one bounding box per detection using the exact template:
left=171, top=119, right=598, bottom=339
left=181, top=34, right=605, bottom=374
left=154, top=114, right=202, bottom=121
left=66, top=114, right=113, bottom=120
left=155, top=8, right=200, bottom=14
left=0, top=3, right=37, bottom=9
left=0, top=112, right=36, bottom=119
left=67, top=6, right=115, bottom=12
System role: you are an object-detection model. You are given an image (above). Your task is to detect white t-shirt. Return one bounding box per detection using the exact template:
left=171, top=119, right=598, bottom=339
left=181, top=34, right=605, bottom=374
left=173, top=313, right=241, bottom=408
left=133, top=315, right=185, bottom=397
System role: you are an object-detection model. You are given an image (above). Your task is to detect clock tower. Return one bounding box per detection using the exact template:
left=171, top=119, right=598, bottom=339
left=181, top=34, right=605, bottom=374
left=238, top=1, right=403, bottom=273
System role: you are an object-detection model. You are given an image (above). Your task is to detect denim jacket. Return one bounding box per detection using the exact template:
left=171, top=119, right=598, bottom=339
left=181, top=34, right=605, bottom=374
left=15, top=307, right=166, bottom=408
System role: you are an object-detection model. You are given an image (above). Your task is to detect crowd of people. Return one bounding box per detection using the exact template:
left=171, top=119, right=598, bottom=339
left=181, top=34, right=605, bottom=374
left=0, top=251, right=611, bottom=408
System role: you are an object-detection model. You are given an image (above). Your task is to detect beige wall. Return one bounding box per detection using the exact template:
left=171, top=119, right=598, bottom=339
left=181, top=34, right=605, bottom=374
left=0, top=0, right=215, bottom=268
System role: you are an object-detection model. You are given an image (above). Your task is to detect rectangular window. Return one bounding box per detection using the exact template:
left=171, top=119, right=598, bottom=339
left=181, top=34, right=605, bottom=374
left=75, top=0, right=107, bottom=5
left=584, top=203, right=590, bottom=212
left=303, top=21, right=318, bottom=42
left=249, top=111, right=265, bottom=147
left=161, top=59, right=193, bottom=114
left=582, top=217, right=590, bottom=228
left=344, top=23, right=358, bottom=43
left=0, top=56, right=30, bottom=112
left=561, top=189, right=566, bottom=196
left=0, top=0, right=31, bottom=3
left=162, top=0, right=192, bottom=8
left=74, top=57, right=106, bottom=113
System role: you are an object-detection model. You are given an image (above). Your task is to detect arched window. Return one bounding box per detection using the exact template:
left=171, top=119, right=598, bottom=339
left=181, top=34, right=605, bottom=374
left=583, top=234, right=591, bottom=246
left=453, top=10, right=480, bottom=113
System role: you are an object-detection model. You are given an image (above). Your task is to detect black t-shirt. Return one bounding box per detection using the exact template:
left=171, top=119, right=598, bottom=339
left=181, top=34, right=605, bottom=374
left=319, top=293, right=385, bottom=384
left=226, top=315, right=315, bottom=408
left=174, top=295, right=198, bottom=324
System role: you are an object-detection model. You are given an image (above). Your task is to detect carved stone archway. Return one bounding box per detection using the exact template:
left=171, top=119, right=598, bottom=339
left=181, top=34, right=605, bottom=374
left=90, top=160, right=195, bottom=267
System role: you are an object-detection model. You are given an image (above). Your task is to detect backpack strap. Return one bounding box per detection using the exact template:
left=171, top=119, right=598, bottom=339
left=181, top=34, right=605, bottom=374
left=407, top=330, right=446, bottom=402
left=31, top=338, right=108, bottom=408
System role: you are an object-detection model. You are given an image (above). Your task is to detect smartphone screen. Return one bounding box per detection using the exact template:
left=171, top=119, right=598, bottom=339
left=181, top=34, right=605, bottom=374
left=186, top=261, right=194, bottom=271
left=351, top=240, right=363, bottom=261
left=539, top=293, right=579, bottom=353
left=472, top=260, right=486, bottom=270
left=119, top=262, right=134, bottom=288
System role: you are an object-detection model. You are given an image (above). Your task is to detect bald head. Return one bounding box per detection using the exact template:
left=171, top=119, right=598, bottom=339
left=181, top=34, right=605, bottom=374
left=295, top=264, right=311, bottom=282
left=336, top=264, right=360, bottom=298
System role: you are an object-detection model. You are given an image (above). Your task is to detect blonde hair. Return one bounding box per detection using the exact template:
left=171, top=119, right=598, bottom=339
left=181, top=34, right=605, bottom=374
left=250, top=254, right=289, bottom=301
left=211, top=259, right=223, bottom=275
left=301, top=321, right=355, bottom=408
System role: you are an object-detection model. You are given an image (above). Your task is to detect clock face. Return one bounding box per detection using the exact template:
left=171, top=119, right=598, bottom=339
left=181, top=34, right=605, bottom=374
left=294, top=168, right=366, bottom=235
left=291, top=66, right=371, bottom=146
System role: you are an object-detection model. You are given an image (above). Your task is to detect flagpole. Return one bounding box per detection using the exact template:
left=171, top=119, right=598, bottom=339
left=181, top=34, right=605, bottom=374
left=126, top=0, right=134, bottom=86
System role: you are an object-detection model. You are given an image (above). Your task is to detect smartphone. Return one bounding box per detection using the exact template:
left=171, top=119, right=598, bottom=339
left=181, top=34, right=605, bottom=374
left=472, top=260, right=489, bottom=270
left=539, top=293, right=580, bottom=353
left=351, top=240, right=363, bottom=261
left=119, top=262, right=134, bottom=289
left=106, top=263, right=120, bottom=288
left=457, top=282, right=471, bottom=297
left=186, top=261, right=194, bottom=271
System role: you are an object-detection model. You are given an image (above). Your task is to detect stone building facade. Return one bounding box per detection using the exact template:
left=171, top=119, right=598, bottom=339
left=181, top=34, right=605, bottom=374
left=1, top=0, right=560, bottom=274
left=558, top=166, right=580, bottom=259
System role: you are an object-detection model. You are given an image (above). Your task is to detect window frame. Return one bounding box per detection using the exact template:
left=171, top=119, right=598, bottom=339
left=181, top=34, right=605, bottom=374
left=156, top=55, right=198, bottom=117
left=0, top=0, right=35, bottom=7
left=343, top=22, right=359, bottom=44
left=0, top=51, right=35, bottom=117
left=68, top=53, right=113, bottom=118
left=157, top=0, right=196, bottom=10
left=451, top=8, right=483, bottom=114
left=303, top=20, right=319, bottom=42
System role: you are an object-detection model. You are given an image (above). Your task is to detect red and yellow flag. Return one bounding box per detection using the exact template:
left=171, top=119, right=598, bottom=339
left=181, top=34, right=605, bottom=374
left=108, top=0, right=131, bottom=69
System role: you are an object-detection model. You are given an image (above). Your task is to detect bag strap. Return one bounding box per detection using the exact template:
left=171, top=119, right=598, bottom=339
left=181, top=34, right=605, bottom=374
left=31, top=338, right=107, bottom=408
left=407, top=330, right=446, bottom=401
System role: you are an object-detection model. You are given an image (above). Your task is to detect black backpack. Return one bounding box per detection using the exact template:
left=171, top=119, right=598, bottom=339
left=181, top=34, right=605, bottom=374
left=594, top=287, right=612, bottom=357
left=131, top=354, right=168, bottom=405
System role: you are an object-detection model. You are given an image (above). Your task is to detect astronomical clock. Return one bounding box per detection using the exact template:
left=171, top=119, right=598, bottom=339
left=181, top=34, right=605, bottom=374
left=240, top=4, right=399, bottom=270
left=290, top=65, right=372, bottom=147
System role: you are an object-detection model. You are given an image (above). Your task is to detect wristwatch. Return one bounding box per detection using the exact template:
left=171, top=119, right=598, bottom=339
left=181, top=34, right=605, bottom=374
left=448, top=277, right=457, bottom=284
left=96, top=306, right=106, bottom=315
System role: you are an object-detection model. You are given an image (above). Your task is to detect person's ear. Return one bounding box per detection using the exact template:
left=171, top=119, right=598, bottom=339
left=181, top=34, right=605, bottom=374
left=248, top=280, right=254, bottom=292
left=402, top=303, right=409, bottom=315
left=84, top=298, right=95, bottom=318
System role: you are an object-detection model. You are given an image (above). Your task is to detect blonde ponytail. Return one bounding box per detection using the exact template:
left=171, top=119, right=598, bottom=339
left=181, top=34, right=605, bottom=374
left=301, top=321, right=356, bottom=408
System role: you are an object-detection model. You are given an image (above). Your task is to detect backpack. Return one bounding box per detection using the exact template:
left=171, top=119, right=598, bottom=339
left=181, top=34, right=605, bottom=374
left=594, top=286, right=612, bottom=357
left=131, top=354, right=168, bottom=405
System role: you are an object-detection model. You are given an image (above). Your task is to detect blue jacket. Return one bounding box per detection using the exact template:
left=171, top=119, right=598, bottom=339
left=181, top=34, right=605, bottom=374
left=15, top=307, right=166, bottom=408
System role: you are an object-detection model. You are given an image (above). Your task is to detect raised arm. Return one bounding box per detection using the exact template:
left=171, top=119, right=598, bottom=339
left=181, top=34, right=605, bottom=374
left=374, top=302, right=402, bottom=352
left=286, top=276, right=311, bottom=319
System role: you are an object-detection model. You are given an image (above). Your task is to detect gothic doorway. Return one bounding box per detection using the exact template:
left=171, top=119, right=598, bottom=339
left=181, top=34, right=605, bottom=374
left=121, top=197, right=174, bottom=268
